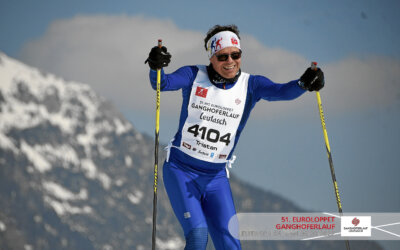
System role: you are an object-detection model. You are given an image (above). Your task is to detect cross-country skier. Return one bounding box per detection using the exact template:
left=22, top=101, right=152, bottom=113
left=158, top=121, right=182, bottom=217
left=145, top=24, right=324, bottom=250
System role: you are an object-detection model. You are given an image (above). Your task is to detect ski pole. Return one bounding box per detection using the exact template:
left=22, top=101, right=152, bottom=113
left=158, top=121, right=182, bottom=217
left=152, top=39, right=162, bottom=250
left=312, top=62, right=350, bottom=250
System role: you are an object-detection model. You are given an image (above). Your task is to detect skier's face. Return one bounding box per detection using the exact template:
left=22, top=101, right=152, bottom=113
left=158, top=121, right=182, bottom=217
left=210, top=47, right=241, bottom=79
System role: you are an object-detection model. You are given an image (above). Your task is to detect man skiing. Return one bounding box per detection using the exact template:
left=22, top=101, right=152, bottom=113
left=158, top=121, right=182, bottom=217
left=145, top=24, right=324, bottom=250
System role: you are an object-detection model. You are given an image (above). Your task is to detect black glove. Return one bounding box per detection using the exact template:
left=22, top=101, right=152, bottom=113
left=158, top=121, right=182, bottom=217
left=145, top=46, right=171, bottom=70
left=298, top=67, right=325, bottom=91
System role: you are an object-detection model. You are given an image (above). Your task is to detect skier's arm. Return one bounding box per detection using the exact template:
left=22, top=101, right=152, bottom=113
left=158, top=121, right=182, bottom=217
left=145, top=44, right=198, bottom=91
left=251, top=75, right=306, bottom=102
left=149, top=66, right=198, bottom=91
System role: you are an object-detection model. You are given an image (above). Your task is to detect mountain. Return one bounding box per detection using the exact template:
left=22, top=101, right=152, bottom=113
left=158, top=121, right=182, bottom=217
left=0, top=52, right=383, bottom=250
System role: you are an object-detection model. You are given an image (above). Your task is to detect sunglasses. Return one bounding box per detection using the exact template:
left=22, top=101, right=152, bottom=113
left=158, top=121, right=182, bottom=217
left=215, top=51, right=242, bottom=61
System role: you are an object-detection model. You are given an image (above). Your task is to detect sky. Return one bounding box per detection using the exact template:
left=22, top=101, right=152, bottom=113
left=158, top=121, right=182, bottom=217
left=1, top=0, right=400, bottom=247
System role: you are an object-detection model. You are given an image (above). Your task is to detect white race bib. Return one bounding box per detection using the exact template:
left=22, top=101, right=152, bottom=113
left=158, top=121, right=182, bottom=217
left=179, top=66, right=249, bottom=163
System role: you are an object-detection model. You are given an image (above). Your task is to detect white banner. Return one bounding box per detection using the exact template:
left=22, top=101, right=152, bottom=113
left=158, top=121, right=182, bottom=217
left=228, top=212, right=400, bottom=240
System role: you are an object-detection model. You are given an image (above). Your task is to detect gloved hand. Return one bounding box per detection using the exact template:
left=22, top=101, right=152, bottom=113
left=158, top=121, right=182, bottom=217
left=298, top=66, right=325, bottom=91
left=145, top=46, right=171, bottom=70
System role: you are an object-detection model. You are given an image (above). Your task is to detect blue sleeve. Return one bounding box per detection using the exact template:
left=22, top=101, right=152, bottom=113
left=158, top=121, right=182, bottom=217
left=249, top=75, right=306, bottom=102
left=149, top=66, right=199, bottom=91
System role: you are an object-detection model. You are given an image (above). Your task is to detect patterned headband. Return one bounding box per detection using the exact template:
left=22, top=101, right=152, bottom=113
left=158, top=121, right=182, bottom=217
left=206, top=31, right=241, bottom=59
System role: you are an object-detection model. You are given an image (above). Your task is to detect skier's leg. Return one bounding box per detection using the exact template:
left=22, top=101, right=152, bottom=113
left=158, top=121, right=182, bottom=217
left=202, top=174, right=241, bottom=250
left=203, top=175, right=241, bottom=250
left=163, top=161, right=208, bottom=249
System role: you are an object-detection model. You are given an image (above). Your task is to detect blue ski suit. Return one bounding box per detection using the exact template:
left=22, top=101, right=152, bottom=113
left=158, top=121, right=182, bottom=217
left=149, top=65, right=305, bottom=249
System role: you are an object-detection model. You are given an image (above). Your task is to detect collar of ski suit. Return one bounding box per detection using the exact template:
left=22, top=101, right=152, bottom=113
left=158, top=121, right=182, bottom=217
left=206, top=64, right=241, bottom=88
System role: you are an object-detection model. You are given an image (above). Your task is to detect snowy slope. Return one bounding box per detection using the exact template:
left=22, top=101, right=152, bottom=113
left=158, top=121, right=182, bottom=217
left=0, top=52, right=383, bottom=250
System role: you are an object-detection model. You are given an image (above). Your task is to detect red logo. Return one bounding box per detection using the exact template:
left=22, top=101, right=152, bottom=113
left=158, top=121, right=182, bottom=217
left=216, top=37, right=223, bottom=50
left=235, top=98, right=241, bottom=105
left=352, top=217, right=360, bottom=227
left=195, top=87, right=208, bottom=98
left=231, top=37, right=238, bottom=45
left=218, top=154, right=227, bottom=159
left=182, top=142, right=191, bottom=150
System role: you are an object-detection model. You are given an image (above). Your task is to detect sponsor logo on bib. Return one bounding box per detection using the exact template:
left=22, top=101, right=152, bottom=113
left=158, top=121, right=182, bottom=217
left=195, top=87, right=208, bottom=98
left=218, top=154, right=227, bottom=159
left=182, top=142, right=191, bottom=149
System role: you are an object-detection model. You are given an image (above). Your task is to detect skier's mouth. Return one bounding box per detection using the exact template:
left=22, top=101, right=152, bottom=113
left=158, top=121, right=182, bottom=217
left=223, top=65, right=235, bottom=70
